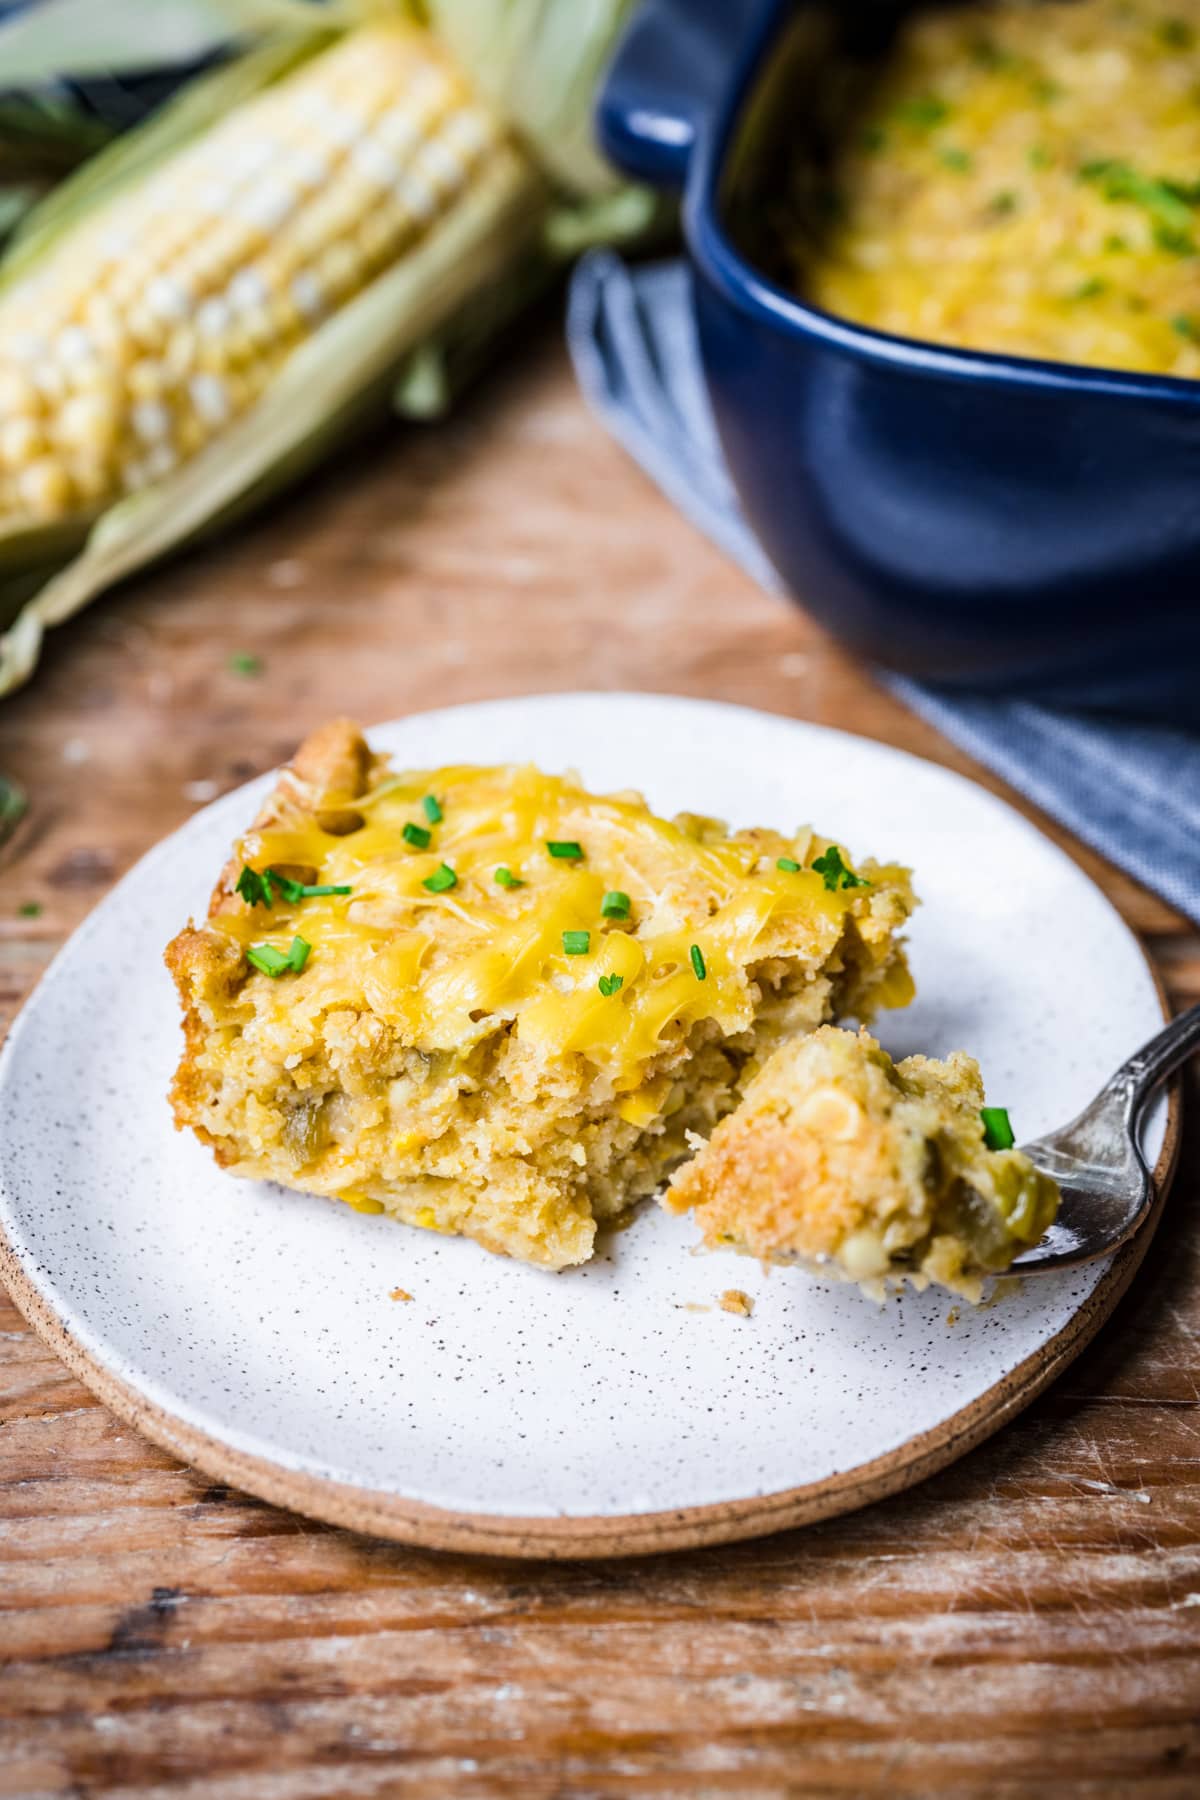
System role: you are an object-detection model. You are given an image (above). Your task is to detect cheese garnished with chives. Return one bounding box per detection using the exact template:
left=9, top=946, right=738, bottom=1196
left=167, top=726, right=918, bottom=1271
left=211, top=761, right=912, bottom=1087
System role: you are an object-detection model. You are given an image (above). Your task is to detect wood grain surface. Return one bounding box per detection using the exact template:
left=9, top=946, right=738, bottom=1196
left=1, top=336, right=1198, bottom=1797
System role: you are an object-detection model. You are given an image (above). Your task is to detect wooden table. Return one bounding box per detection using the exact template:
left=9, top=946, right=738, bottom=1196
left=2, top=337, right=1198, bottom=1798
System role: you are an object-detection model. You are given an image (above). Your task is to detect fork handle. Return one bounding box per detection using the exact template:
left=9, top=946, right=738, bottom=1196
left=1118, top=1001, right=1200, bottom=1111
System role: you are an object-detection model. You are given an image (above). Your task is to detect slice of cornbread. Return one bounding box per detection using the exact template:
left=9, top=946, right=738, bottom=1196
left=665, top=1026, right=1059, bottom=1299
left=166, top=721, right=916, bottom=1270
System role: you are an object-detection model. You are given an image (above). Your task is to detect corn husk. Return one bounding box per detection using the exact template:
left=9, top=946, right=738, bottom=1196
left=428, top=0, right=638, bottom=196
left=0, top=0, right=658, bottom=697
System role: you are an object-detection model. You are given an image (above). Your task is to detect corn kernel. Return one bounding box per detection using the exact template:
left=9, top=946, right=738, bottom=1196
left=339, top=1189, right=386, bottom=1215
left=0, top=366, right=42, bottom=416
left=314, top=240, right=363, bottom=302
left=56, top=392, right=118, bottom=456
left=128, top=360, right=169, bottom=403
left=188, top=372, right=232, bottom=428
left=0, top=416, right=44, bottom=468
left=17, top=458, right=73, bottom=519
left=70, top=455, right=114, bottom=505
left=31, top=363, right=68, bottom=406
left=795, top=1086, right=864, bottom=1141
left=131, top=399, right=172, bottom=446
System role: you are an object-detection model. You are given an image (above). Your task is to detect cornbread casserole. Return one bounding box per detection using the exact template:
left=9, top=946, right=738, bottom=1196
left=166, top=722, right=916, bottom=1269
left=665, top=1026, right=1059, bottom=1300
left=800, top=0, right=1200, bottom=379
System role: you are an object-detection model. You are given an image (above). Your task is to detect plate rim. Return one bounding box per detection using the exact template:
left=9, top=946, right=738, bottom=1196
left=0, top=693, right=1182, bottom=1557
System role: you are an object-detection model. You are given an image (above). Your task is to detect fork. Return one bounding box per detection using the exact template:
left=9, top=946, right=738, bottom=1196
left=1013, top=1003, right=1200, bottom=1273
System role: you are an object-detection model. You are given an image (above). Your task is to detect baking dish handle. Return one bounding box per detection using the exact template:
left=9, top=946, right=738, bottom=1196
left=596, top=0, right=783, bottom=190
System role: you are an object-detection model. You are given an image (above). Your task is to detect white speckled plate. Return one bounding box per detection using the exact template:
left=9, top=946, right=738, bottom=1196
left=0, top=694, right=1177, bottom=1556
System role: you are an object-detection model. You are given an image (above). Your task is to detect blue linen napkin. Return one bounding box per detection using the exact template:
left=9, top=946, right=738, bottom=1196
left=567, top=252, right=1200, bottom=928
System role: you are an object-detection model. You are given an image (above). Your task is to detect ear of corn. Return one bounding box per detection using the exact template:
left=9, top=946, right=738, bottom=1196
left=0, top=31, right=339, bottom=623
left=0, top=1, right=658, bottom=697
left=4, top=147, right=542, bottom=691
left=0, top=36, right=334, bottom=296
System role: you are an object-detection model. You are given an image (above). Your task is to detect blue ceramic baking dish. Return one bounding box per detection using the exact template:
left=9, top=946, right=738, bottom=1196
left=597, top=0, right=1200, bottom=721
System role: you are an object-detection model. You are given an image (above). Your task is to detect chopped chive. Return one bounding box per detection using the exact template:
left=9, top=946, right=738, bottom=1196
left=228, top=651, right=262, bottom=677
left=421, top=794, right=443, bottom=824
left=238, top=865, right=351, bottom=905
left=1028, top=145, right=1051, bottom=169
left=246, top=935, right=311, bottom=977
left=989, top=190, right=1019, bottom=217
left=1155, top=224, right=1195, bottom=255
left=547, top=839, right=584, bottom=861
left=895, top=95, right=949, bottom=129
left=267, top=869, right=351, bottom=901
left=1079, top=160, right=1196, bottom=240
left=1105, top=233, right=1129, bottom=252
left=494, top=866, right=523, bottom=889
left=233, top=864, right=347, bottom=907
left=598, top=973, right=624, bottom=997
left=601, top=890, right=631, bottom=919
left=247, top=943, right=290, bottom=976
left=422, top=862, right=457, bottom=893
left=689, top=943, right=707, bottom=981
left=969, top=35, right=1016, bottom=70
left=776, top=857, right=801, bottom=873
left=981, top=1106, right=1015, bottom=1151
left=938, top=146, right=972, bottom=173
left=563, top=929, right=590, bottom=956
left=1172, top=314, right=1200, bottom=342
left=811, top=845, right=870, bottom=891
left=1071, top=277, right=1106, bottom=301
left=861, top=125, right=887, bottom=154
left=1161, top=18, right=1194, bottom=49
left=18, top=900, right=41, bottom=917
left=402, top=821, right=431, bottom=849
left=236, top=865, right=272, bottom=907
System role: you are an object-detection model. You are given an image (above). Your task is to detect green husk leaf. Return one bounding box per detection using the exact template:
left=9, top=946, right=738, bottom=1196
left=0, top=186, right=42, bottom=254
left=0, top=517, right=96, bottom=631
left=0, top=148, right=544, bottom=696
left=427, top=0, right=640, bottom=196
left=391, top=184, right=667, bottom=419
left=0, top=94, right=113, bottom=173
left=0, top=0, right=352, bottom=85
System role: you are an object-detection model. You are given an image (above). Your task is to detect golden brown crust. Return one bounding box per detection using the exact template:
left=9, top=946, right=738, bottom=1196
left=164, top=720, right=379, bottom=1141
left=665, top=1093, right=883, bottom=1260
left=208, top=719, right=375, bottom=916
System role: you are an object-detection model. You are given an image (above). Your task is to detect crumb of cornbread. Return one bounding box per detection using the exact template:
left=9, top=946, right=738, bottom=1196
left=388, top=1287, right=413, bottom=1303
left=166, top=721, right=916, bottom=1271
left=719, top=1288, right=754, bottom=1317
left=665, top=1025, right=1059, bottom=1301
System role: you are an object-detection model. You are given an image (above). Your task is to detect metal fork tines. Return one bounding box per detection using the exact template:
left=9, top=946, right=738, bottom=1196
left=1012, top=1002, right=1200, bottom=1273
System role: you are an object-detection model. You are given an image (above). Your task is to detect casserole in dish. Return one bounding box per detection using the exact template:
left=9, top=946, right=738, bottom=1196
left=597, top=0, right=1200, bottom=719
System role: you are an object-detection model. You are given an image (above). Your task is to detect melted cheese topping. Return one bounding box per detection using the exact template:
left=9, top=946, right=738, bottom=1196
left=212, top=764, right=908, bottom=1091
